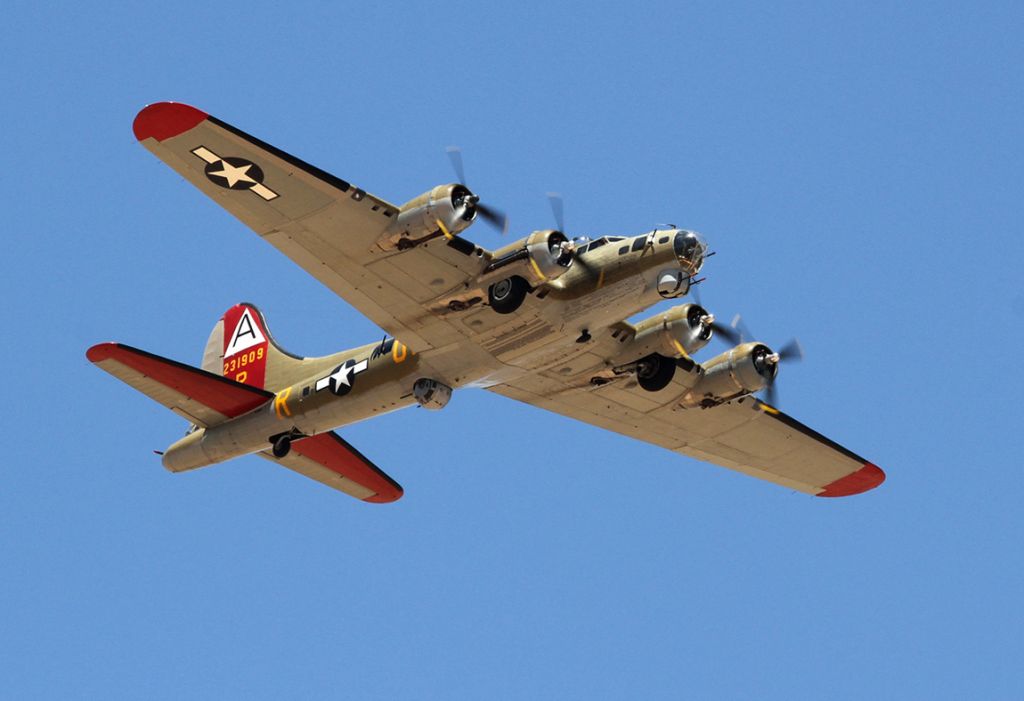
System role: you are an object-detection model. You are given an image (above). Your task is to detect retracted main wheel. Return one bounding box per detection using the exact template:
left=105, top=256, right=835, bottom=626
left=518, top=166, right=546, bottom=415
left=636, top=353, right=676, bottom=392
left=489, top=276, right=528, bottom=314
left=272, top=435, right=292, bottom=458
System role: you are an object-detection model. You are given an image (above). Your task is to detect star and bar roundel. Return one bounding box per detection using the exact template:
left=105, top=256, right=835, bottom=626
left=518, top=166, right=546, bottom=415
left=191, top=146, right=279, bottom=201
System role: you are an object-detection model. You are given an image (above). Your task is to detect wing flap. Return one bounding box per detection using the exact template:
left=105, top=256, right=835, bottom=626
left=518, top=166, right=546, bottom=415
left=259, top=431, right=403, bottom=503
left=87, top=343, right=273, bottom=427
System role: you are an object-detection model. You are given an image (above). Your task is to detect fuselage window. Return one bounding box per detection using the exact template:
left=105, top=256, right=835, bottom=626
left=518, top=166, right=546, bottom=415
left=658, top=236, right=669, bottom=244
left=618, top=245, right=630, bottom=255
left=630, top=236, right=646, bottom=252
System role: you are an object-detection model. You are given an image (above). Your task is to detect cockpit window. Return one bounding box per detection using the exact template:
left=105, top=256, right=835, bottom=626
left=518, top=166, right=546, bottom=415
left=576, top=237, right=615, bottom=256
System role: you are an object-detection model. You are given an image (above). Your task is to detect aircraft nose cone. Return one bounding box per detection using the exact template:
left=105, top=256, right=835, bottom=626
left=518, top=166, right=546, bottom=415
left=673, top=230, right=707, bottom=274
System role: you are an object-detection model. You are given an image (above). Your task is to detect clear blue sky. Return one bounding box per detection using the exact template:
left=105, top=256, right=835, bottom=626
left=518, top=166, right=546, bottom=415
left=3, top=2, right=1022, bottom=698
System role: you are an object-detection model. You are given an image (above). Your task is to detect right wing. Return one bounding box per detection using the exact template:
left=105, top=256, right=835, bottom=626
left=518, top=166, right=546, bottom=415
left=134, top=102, right=485, bottom=353
left=259, top=431, right=403, bottom=503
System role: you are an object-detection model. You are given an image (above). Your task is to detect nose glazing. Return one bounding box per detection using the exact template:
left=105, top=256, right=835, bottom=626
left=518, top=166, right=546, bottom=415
left=673, top=230, right=707, bottom=275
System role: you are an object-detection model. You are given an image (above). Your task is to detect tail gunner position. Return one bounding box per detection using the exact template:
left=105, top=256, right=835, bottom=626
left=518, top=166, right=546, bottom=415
left=88, top=102, right=885, bottom=503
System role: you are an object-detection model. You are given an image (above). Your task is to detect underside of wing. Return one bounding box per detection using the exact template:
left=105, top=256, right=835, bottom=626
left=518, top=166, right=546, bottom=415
left=134, top=102, right=486, bottom=353
left=258, top=431, right=403, bottom=503
left=87, top=342, right=273, bottom=427
left=489, top=372, right=884, bottom=497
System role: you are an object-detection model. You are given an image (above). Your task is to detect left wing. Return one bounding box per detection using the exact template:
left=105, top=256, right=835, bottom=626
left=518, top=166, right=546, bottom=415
left=134, top=102, right=485, bottom=354
left=489, top=372, right=884, bottom=497
left=258, top=431, right=403, bottom=503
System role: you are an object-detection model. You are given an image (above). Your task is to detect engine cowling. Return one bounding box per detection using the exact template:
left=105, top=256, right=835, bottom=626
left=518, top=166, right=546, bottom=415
left=382, top=184, right=478, bottom=249
left=615, top=304, right=713, bottom=363
left=677, top=342, right=778, bottom=408
left=484, top=230, right=574, bottom=286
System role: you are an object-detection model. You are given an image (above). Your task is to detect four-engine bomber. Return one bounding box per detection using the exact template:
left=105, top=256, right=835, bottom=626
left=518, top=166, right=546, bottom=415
left=88, top=101, right=885, bottom=503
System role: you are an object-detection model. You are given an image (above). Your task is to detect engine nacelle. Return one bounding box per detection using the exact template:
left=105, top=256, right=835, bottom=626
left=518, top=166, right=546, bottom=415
left=621, top=304, right=714, bottom=362
left=483, top=230, right=574, bottom=286
left=381, top=184, right=478, bottom=249
left=677, top=342, right=777, bottom=408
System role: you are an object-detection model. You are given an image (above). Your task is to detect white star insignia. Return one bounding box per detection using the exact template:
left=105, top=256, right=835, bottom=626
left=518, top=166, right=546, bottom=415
left=190, top=146, right=280, bottom=201
left=209, top=160, right=256, bottom=187
left=315, top=359, right=369, bottom=394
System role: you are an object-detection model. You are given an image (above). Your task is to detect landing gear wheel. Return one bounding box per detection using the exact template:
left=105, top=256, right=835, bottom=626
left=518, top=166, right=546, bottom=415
left=488, top=276, right=528, bottom=314
left=272, top=435, right=292, bottom=458
left=637, top=353, right=676, bottom=392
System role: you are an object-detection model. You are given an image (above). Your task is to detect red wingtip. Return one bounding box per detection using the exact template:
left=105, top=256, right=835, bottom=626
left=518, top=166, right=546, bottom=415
left=133, top=102, right=208, bottom=142
left=364, top=486, right=404, bottom=504
left=817, top=462, right=886, bottom=497
left=86, top=342, right=118, bottom=362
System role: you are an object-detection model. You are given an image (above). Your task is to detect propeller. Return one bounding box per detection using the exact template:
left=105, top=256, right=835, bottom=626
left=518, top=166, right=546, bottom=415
left=775, top=338, right=805, bottom=363
left=741, top=315, right=804, bottom=407
left=543, top=191, right=594, bottom=269
left=730, top=314, right=753, bottom=343
left=445, top=146, right=509, bottom=234
left=547, top=192, right=565, bottom=232
left=445, top=145, right=467, bottom=186
left=680, top=282, right=737, bottom=347
left=708, top=313, right=803, bottom=407
left=687, top=305, right=740, bottom=345
left=760, top=340, right=803, bottom=407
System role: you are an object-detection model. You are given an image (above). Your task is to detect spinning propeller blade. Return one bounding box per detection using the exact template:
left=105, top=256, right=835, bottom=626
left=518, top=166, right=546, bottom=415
left=477, top=204, right=509, bottom=234
left=730, top=314, right=754, bottom=344
left=547, top=192, right=565, bottom=232
left=776, top=338, right=804, bottom=362
left=760, top=335, right=803, bottom=408
left=445, top=146, right=466, bottom=185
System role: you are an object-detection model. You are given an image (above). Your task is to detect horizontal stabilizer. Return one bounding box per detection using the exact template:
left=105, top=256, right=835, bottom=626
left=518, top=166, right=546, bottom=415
left=260, top=432, right=403, bottom=503
left=87, top=342, right=274, bottom=427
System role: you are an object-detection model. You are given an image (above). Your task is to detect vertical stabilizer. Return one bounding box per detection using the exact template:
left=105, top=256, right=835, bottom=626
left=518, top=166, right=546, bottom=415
left=203, top=303, right=309, bottom=392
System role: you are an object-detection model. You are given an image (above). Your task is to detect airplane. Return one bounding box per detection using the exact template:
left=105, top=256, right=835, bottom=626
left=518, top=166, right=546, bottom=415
left=86, top=101, right=885, bottom=504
